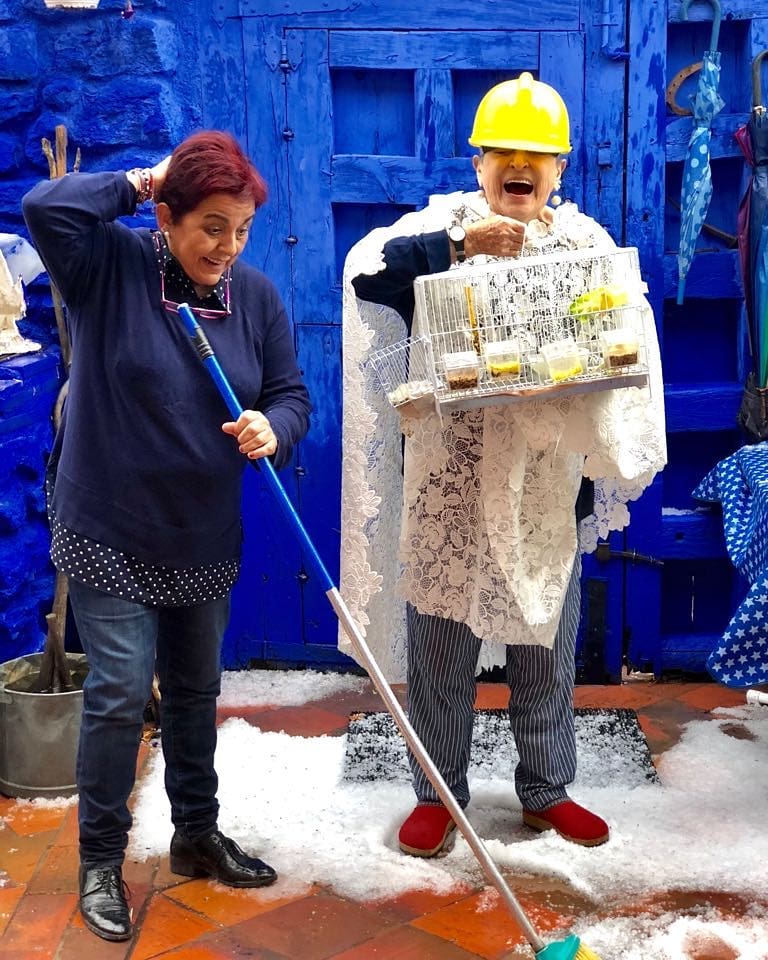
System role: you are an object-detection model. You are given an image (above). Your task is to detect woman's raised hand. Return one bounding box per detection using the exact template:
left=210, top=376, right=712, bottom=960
left=149, top=156, right=172, bottom=198
left=464, top=215, right=526, bottom=259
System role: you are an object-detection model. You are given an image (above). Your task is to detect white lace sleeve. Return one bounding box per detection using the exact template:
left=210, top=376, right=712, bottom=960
left=339, top=201, right=462, bottom=680
left=573, top=300, right=666, bottom=552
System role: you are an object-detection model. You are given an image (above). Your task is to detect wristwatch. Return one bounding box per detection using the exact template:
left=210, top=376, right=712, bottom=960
left=448, top=224, right=467, bottom=263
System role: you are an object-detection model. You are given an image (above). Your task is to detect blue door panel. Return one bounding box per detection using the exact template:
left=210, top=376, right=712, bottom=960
left=295, top=323, right=355, bottom=665
left=329, top=30, right=541, bottom=74
left=224, top=462, right=304, bottom=667
left=236, top=16, right=613, bottom=674
left=333, top=204, right=417, bottom=287
left=240, top=19, right=293, bottom=303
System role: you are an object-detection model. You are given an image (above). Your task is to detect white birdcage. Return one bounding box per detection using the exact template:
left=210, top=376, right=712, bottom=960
left=365, top=335, right=437, bottom=412
left=367, top=246, right=650, bottom=414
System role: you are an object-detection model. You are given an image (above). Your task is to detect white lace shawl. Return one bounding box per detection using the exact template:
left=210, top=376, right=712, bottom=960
left=340, top=192, right=666, bottom=681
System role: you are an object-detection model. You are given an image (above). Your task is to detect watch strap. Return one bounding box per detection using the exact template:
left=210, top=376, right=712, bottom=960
left=449, top=226, right=466, bottom=263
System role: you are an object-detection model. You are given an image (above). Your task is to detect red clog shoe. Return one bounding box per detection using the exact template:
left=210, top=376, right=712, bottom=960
left=398, top=802, right=456, bottom=857
left=522, top=799, right=610, bottom=847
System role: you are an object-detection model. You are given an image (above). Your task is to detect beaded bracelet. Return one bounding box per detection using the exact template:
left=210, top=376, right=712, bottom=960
left=129, top=167, right=154, bottom=204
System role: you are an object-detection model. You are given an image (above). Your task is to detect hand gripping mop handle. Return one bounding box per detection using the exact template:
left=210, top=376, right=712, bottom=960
left=177, top=303, right=560, bottom=958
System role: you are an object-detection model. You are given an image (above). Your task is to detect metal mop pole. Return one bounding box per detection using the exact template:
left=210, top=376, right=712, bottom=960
left=176, top=304, right=546, bottom=954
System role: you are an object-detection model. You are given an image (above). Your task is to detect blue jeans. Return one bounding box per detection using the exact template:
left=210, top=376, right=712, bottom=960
left=68, top=580, right=229, bottom=867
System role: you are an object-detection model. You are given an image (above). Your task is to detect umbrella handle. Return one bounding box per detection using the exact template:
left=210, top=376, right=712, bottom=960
left=680, top=0, right=721, bottom=53
left=753, top=50, right=768, bottom=109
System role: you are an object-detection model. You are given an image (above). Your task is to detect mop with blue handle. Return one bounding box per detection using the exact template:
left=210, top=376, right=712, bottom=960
left=176, top=302, right=601, bottom=960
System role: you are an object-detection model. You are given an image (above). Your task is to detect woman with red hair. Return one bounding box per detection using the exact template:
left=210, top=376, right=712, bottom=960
left=23, top=131, right=311, bottom=943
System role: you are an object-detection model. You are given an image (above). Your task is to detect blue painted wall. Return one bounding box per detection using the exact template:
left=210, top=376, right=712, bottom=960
left=0, top=352, right=58, bottom=661
left=0, top=0, right=205, bottom=662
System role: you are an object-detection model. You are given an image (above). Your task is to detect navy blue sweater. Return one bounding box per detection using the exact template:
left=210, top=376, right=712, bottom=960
left=23, top=172, right=311, bottom=567
left=351, top=230, right=450, bottom=333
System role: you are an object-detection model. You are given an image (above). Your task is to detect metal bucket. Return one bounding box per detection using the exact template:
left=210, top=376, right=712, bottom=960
left=0, top=652, right=88, bottom=799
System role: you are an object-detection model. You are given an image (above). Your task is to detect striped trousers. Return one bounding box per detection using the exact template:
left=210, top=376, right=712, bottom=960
left=405, top=554, right=581, bottom=811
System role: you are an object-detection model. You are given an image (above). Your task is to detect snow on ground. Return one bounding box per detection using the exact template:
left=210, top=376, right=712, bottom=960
left=117, top=671, right=768, bottom=957
left=572, top=910, right=768, bottom=960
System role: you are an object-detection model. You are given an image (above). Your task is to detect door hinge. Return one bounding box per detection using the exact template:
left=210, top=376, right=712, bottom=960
left=278, top=39, right=293, bottom=74
left=264, top=35, right=303, bottom=73
left=598, top=0, right=630, bottom=61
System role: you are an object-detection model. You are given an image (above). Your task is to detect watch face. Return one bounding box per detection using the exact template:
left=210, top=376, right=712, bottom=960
left=449, top=225, right=466, bottom=243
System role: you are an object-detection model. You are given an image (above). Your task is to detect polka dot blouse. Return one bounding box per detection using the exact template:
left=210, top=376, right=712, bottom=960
left=50, top=519, right=239, bottom=606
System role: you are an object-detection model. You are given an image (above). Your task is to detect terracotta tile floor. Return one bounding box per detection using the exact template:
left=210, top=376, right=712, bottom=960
left=0, top=677, right=759, bottom=960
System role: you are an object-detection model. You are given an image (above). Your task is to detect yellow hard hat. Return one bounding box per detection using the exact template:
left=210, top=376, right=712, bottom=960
left=468, top=72, right=572, bottom=154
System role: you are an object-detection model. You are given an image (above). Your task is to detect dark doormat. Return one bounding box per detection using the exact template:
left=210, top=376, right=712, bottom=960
left=343, top=708, right=659, bottom=788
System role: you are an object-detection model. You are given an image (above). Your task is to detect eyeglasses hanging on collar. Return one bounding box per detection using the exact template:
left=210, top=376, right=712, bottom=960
left=154, top=231, right=232, bottom=320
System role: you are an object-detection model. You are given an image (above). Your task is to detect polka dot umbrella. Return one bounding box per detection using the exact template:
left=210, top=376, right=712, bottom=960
left=676, top=0, right=724, bottom=305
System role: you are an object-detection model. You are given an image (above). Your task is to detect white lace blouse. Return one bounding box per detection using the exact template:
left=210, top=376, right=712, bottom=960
left=340, top=192, right=666, bottom=681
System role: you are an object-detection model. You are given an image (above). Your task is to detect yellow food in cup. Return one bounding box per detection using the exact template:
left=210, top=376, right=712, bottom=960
left=569, top=285, right=629, bottom=316
left=551, top=364, right=583, bottom=382
left=488, top=360, right=520, bottom=378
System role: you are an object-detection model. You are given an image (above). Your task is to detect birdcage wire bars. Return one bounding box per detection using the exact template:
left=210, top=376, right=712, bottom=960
left=366, top=246, right=650, bottom=413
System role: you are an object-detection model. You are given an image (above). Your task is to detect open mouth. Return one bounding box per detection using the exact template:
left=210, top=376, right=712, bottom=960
left=503, top=180, right=534, bottom=196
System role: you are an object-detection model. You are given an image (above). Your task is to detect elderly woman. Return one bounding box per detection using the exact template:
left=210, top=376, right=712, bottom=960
left=342, top=74, right=665, bottom=858
left=23, top=132, right=311, bottom=942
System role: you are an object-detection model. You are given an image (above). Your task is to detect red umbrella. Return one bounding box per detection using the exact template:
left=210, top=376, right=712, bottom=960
left=736, top=51, right=768, bottom=440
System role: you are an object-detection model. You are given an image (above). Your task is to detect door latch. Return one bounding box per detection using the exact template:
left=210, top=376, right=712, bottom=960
left=595, top=542, right=664, bottom=567
left=597, top=142, right=613, bottom=168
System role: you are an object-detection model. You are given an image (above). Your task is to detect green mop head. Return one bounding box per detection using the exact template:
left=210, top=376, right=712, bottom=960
left=536, top=934, right=603, bottom=960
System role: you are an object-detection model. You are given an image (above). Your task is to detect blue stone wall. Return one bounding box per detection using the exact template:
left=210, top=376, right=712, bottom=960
left=0, top=353, right=60, bottom=661
left=0, top=0, right=205, bottom=661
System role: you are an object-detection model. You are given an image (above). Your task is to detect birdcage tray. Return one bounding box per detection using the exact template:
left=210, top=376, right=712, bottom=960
left=385, top=366, right=649, bottom=416
left=433, top=367, right=649, bottom=410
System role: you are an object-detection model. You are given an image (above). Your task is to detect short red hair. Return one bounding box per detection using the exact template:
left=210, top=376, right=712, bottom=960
left=157, top=131, right=267, bottom=219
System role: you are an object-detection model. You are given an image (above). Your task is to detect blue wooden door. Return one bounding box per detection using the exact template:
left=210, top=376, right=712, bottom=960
left=212, top=1, right=639, bottom=675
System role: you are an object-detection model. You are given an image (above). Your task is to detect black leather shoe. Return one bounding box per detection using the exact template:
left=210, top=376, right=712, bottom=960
left=78, top=864, right=132, bottom=942
left=169, top=828, right=278, bottom=888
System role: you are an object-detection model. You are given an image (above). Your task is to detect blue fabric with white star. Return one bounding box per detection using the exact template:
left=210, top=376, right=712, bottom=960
left=692, top=443, right=768, bottom=687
